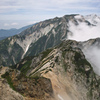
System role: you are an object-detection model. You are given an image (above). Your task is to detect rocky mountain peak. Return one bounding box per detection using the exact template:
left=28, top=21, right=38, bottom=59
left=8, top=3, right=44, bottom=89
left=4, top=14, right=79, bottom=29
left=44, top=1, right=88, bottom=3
left=0, top=14, right=100, bottom=67
left=85, top=14, right=100, bottom=25
left=2, top=39, right=99, bottom=100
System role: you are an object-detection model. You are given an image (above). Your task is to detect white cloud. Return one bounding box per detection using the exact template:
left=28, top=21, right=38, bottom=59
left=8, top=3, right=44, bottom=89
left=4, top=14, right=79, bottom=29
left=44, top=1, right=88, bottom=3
left=68, top=20, right=100, bottom=41
left=11, top=22, right=18, bottom=26
left=83, top=46, right=100, bottom=76
left=0, top=0, right=100, bottom=29
left=0, top=0, right=99, bottom=14
left=4, top=23, right=9, bottom=26
left=67, top=15, right=100, bottom=75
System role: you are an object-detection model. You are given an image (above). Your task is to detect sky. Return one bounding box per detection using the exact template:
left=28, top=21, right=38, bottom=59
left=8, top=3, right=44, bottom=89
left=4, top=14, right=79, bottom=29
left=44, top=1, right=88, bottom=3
left=0, top=0, right=100, bottom=29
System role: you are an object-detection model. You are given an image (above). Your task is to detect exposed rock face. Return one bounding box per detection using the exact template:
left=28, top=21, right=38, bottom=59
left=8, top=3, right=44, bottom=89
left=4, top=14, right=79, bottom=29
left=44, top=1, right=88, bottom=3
left=0, top=14, right=100, bottom=66
left=12, top=72, right=53, bottom=100
left=1, top=68, right=54, bottom=100
left=0, top=79, right=24, bottom=100
left=0, top=67, right=24, bottom=100
left=11, top=40, right=100, bottom=100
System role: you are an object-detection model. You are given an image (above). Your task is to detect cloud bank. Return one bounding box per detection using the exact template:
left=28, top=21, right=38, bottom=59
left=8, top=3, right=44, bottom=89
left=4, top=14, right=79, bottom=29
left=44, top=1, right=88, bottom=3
left=84, top=46, right=100, bottom=76
left=68, top=20, right=100, bottom=41
left=68, top=15, right=100, bottom=76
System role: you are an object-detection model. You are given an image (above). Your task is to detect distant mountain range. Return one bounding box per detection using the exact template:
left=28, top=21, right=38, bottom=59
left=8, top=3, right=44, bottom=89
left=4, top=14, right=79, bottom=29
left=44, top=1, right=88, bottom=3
left=0, top=24, right=34, bottom=40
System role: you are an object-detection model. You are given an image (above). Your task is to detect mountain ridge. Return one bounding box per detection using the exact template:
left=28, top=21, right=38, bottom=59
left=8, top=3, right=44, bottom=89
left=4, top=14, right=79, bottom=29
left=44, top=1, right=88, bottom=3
left=1, top=39, right=100, bottom=100
left=0, top=14, right=100, bottom=67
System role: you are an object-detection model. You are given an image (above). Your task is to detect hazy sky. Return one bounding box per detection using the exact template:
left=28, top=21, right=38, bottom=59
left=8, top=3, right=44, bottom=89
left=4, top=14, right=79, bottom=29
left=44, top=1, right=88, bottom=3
left=0, top=0, right=100, bottom=29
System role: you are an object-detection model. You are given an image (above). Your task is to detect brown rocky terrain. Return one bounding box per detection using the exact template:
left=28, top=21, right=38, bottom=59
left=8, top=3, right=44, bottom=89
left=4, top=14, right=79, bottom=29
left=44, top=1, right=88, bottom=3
left=1, top=39, right=100, bottom=100
left=1, top=68, right=54, bottom=100
left=0, top=67, right=24, bottom=100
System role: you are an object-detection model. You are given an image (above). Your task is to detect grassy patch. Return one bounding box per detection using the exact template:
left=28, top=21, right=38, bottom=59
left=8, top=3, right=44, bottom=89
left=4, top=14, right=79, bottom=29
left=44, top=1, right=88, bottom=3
left=20, top=60, right=32, bottom=75
left=74, top=52, right=82, bottom=61
left=1, top=72, right=15, bottom=90
left=32, top=75, right=40, bottom=81
left=74, top=52, right=91, bottom=67
left=41, top=49, right=52, bottom=60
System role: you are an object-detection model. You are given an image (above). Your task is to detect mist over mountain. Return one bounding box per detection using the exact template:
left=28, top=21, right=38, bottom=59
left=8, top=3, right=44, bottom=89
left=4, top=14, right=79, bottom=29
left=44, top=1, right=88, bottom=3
left=79, top=38, right=100, bottom=76
left=68, top=14, right=100, bottom=41
left=67, top=14, right=100, bottom=76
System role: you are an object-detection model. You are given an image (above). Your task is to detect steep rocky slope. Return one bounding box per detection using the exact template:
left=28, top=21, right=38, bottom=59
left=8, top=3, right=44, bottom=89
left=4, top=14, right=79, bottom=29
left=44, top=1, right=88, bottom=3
left=0, top=14, right=100, bottom=66
left=0, top=66, right=54, bottom=100
left=2, top=39, right=99, bottom=100
left=0, top=67, right=24, bottom=100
